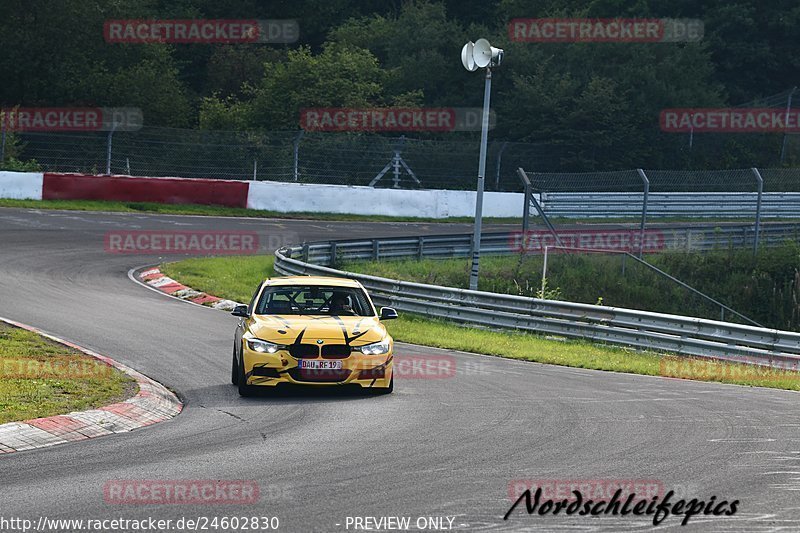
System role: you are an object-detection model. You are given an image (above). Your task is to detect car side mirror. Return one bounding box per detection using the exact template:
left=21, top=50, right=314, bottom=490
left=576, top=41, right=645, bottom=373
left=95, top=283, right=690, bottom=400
left=231, top=305, right=250, bottom=318
left=380, top=307, right=399, bottom=320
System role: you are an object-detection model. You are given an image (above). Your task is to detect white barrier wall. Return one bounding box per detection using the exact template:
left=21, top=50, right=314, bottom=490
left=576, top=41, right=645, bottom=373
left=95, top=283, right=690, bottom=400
left=0, top=171, right=44, bottom=200
left=247, top=180, right=524, bottom=218
left=0, top=171, right=526, bottom=218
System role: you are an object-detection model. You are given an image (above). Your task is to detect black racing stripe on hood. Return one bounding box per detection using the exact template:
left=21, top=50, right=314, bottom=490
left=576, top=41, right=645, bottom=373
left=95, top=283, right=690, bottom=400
left=331, top=315, right=371, bottom=345
left=292, top=328, right=307, bottom=346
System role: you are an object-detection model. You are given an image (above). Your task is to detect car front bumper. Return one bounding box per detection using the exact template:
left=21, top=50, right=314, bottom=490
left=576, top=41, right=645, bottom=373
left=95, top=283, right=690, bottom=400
left=241, top=347, right=393, bottom=389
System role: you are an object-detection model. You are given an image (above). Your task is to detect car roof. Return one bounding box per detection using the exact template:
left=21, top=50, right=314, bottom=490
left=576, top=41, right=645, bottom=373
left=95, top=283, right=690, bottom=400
left=263, top=276, right=362, bottom=288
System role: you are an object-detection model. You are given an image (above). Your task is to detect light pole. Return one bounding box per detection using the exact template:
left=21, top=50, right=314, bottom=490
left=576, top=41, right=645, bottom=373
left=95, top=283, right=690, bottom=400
left=461, top=38, right=503, bottom=291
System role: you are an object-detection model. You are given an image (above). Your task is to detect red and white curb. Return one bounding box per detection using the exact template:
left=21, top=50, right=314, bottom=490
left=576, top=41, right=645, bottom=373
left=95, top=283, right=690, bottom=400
left=138, top=267, right=242, bottom=310
left=0, top=317, right=182, bottom=454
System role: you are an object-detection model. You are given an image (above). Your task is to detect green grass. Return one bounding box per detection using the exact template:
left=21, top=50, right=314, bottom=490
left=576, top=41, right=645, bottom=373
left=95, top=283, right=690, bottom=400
left=0, top=323, right=136, bottom=424
left=161, top=255, right=800, bottom=391
left=161, top=255, right=277, bottom=304
left=0, top=198, right=523, bottom=224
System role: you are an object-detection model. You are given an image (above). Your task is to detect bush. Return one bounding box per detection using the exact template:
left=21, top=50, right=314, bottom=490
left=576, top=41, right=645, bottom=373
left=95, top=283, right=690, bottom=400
left=0, top=157, right=42, bottom=172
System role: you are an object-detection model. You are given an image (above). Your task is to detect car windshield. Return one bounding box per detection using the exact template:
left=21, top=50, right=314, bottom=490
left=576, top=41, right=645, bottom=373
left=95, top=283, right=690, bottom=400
left=255, top=285, right=374, bottom=316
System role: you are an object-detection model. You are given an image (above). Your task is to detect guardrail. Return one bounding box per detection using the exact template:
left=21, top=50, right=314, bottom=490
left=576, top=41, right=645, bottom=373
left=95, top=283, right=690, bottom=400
left=539, top=192, right=800, bottom=218
left=274, top=226, right=800, bottom=369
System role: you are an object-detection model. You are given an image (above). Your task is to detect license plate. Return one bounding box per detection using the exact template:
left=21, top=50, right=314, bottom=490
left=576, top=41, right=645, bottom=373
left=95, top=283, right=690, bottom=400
left=298, top=360, right=343, bottom=370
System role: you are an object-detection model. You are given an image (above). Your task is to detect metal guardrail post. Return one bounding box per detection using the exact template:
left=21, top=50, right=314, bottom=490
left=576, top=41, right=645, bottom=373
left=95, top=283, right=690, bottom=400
left=372, top=240, right=379, bottom=261
left=302, top=242, right=310, bottom=263
left=752, top=167, right=764, bottom=255
left=637, top=169, right=649, bottom=258
left=418, top=236, right=425, bottom=260
left=330, top=242, right=338, bottom=267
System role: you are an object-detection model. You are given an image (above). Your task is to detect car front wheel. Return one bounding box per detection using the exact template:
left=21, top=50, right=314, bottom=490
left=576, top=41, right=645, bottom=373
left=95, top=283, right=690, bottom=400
left=231, top=344, right=239, bottom=385
left=237, top=350, right=255, bottom=397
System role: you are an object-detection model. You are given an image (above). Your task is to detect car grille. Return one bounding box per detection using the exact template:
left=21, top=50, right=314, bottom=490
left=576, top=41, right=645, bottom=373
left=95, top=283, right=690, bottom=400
left=321, top=344, right=351, bottom=358
left=289, top=344, right=319, bottom=358
left=289, top=343, right=353, bottom=359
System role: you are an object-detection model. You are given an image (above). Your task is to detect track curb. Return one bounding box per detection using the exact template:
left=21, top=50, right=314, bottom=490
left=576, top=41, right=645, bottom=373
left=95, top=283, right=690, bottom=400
left=135, top=267, right=243, bottom=310
left=0, top=317, right=183, bottom=454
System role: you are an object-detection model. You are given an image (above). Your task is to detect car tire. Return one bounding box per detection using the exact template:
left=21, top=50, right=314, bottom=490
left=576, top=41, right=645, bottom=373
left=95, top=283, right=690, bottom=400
left=237, top=350, right=255, bottom=397
left=231, top=344, right=239, bottom=385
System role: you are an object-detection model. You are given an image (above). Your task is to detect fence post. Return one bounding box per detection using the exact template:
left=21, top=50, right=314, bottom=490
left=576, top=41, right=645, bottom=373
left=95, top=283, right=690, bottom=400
left=252, top=159, right=257, bottom=181
left=522, top=174, right=531, bottom=233
left=637, top=169, right=649, bottom=258
left=0, top=116, right=6, bottom=163
left=329, top=242, right=338, bottom=267
left=293, top=130, right=304, bottom=181
left=781, top=87, right=797, bottom=164
left=516, top=168, right=561, bottom=245
left=105, top=127, right=115, bottom=175
left=751, top=167, right=763, bottom=255
left=494, top=141, right=509, bottom=190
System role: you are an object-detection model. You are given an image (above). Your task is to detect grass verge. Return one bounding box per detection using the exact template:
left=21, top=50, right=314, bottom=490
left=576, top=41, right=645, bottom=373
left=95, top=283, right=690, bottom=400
left=0, top=198, right=522, bottom=224
left=160, top=255, right=800, bottom=391
left=0, top=322, right=136, bottom=424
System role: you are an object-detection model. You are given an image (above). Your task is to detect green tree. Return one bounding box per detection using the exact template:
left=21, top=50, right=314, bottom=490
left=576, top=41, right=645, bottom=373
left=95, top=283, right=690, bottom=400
left=200, top=43, right=393, bottom=130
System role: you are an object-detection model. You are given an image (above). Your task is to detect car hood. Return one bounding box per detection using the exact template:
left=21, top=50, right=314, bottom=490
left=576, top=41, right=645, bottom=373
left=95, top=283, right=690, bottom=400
left=248, top=314, right=387, bottom=346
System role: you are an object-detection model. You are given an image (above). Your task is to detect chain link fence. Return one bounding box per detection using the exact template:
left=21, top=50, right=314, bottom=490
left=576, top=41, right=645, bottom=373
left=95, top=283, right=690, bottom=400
left=7, top=128, right=799, bottom=193
left=3, top=127, right=564, bottom=191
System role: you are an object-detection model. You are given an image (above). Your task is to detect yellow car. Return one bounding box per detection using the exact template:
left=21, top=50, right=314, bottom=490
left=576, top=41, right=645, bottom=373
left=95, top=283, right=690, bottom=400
left=231, top=276, right=397, bottom=395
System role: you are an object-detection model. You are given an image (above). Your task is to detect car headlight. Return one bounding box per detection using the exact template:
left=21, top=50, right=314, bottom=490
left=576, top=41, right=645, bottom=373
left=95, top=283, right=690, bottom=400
left=358, top=339, right=391, bottom=355
left=246, top=338, right=285, bottom=354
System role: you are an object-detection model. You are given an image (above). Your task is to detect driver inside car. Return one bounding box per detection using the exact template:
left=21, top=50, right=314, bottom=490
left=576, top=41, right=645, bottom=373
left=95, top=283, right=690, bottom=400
left=329, top=292, right=354, bottom=315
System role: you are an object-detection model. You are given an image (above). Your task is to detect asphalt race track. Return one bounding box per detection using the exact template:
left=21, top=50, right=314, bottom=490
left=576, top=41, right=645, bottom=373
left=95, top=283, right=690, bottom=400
left=2, top=207, right=800, bottom=532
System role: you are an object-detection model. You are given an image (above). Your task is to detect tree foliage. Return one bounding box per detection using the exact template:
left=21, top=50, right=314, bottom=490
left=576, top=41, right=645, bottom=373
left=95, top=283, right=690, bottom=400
left=1, top=0, right=798, bottom=169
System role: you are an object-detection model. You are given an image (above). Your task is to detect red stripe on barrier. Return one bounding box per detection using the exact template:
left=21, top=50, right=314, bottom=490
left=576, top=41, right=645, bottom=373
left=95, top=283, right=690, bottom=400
left=42, top=173, right=249, bottom=208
